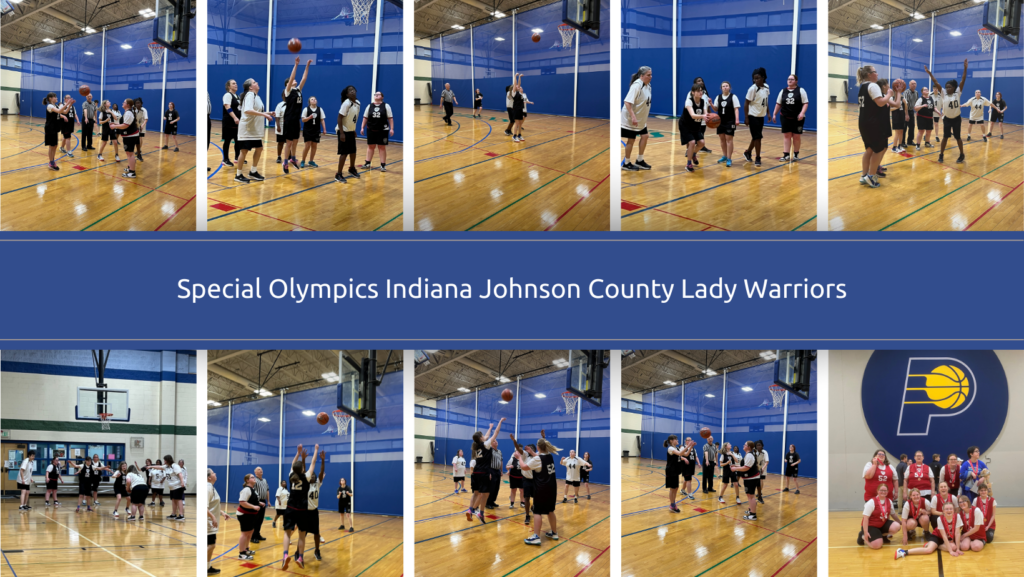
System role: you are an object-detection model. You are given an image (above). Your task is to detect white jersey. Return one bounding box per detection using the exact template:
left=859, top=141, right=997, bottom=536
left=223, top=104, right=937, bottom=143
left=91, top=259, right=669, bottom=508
left=308, top=479, right=321, bottom=510
left=862, top=497, right=895, bottom=517
left=207, top=482, right=221, bottom=535
left=165, top=463, right=184, bottom=490
left=18, top=459, right=34, bottom=484
left=338, top=100, right=361, bottom=132
left=238, top=92, right=266, bottom=141
left=965, top=97, right=991, bottom=121
left=937, top=89, right=962, bottom=120
left=127, top=472, right=147, bottom=488
left=621, top=79, right=652, bottom=130
left=150, top=467, right=166, bottom=489
left=452, top=456, right=466, bottom=477
left=275, top=487, right=289, bottom=509
left=745, top=84, right=771, bottom=117
left=138, top=107, right=149, bottom=131
left=562, top=457, right=582, bottom=482
left=902, top=499, right=931, bottom=519
left=275, top=102, right=286, bottom=135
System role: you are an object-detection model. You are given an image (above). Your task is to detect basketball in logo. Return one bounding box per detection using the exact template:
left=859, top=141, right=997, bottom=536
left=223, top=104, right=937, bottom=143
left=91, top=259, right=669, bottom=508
left=910, top=364, right=970, bottom=409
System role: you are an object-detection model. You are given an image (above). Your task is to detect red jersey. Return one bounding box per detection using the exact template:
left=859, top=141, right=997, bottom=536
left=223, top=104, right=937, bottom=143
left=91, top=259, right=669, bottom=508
left=941, top=464, right=960, bottom=494
left=866, top=496, right=892, bottom=528
left=907, top=496, right=927, bottom=519
left=863, top=462, right=895, bottom=502
left=959, top=506, right=983, bottom=538
left=933, top=492, right=955, bottom=515
left=931, top=513, right=958, bottom=540
left=976, top=496, right=996, bottom=530
left=906, top=463, right=931, bottom=492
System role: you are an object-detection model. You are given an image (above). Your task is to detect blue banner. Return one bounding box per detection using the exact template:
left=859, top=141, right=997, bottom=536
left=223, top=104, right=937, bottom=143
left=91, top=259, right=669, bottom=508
left=0, top=232, right=1021, bottom=349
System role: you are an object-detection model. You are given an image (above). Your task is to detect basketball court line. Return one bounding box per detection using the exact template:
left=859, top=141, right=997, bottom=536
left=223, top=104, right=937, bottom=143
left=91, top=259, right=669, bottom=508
left=0, top=134, right=79, bottom=174
left=414, top=119, right=492, bottom=163
left=618, top=200, right=732, bottom=231
left=352, top=541, right=402, bottom=577
left=416, top=121, right=461, bottom=148
left=496, top=516, right=610, bottom=577
left=1, top=550, right=18, bottom=577
left=827, top=127, right=1023, bottom=176
left=32, top=511, right=159, bottom=577
left=543, top=173, right=611, bottom=231
left=966, top=181, right=1022, bottom=229
left=689, top=509, right=816, bottom=577
left=81, top=167, right=196, bottom=231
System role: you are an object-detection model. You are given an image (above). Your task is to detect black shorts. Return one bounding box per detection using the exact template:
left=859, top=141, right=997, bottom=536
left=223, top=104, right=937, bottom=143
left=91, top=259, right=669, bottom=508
left=990, top=112, right=1004, bottom=123
left=79, top=486, right=93, bottom=496
left=276, top=133, right=286, bottom=143
left=743, top=478, right=759, bottom=495
left=61, top=125, right=74, bottom=138
left=523, top=112, right=528, bottom=118
left=208, top=534, right=217, bottom=545
left=237, top=512, right=259, bottom=532
left=338, top=131, right=357, bottom=155
left=130, top=485, right=148, bottom=504
left=621, top=126, right=648, bottom=139
left=721, top=467, right=736, bottom=484
left=785, top=466, right=799, bottom=478
left=150, top=488, right=164, bottom=495
left=748, top=116, right=766, bottom=139
left=367, top=130, right=389, bottom=146
left=45, top=128, right=59, bottom=146
left=512, top=108, right=524, bottom=121
left=987, top=529, right=995, bottom=543
left=860, top=124, right=888, bottom=153
left=283, top=508, right=305, bottom=532
left=123, top=136, right=140, bottom=153
left=102, top=127, right=113, bottom=141
left=567, top=480, right=580, bottom=487
left=866, top=522, right=899, bottom=541
left=943, top=116, right=962, bottom=139
left=303, top=510, right=320, bottom=534
left=222, top=123, right=238, bottom=141
left=237, top=139, right=263, bottom=150
left=46, top=480, right=58, bottom=490
left=165, top=124, right=178, bottom=135
left=681, top=469, right=694, bottom=482
left=890, top=113, right=906, bottom=131
left=969, top=119, right=985, bottom=125
left=531, top=485, right=556, bottom=515
left=781, top=116, right=805, bottom=134
left=116, top=486, right=130, bottom=497
left=509, top=476, right=523, bottom=489
left=717, top=122, right=736, bottom=136
left=665, top=470, right=679, bottom=489
left=303, top=131, right=321, bottom=143
left=339, top=504, right=351, bottom=514
left=170, top=487, right=185, bottom=500
left=453, top=476, right=464, bottom=483
left=18, top=482, right=31, bottom=491
left=470, top=471, right=489, bottom=492
left=580, top=471, right=590, bottom=483
left=284, top=120, right=301, bottom=140
left=523, top=478, right=534, bottom=499
left=678, top=129, right=701, bottom=146
left=474, top=102, right=482, bottom=110
left=917, top=116, right=934, bottom=131
left=926, top=533, right=948, bottom=545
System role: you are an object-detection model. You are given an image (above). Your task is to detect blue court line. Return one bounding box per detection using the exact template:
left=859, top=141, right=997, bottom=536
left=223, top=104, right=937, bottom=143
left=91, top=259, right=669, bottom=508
left=415, top=493, right=463, bottom=509
left=207, top=142, right=224, bottom=180
left=413, top=121, right=608, bottom=183
left=1, top=126, right=44, bottom=159
left=622, top=482, right=666, bottom=503
left=415, top=119, right=492, bottom=164
left=147, top=519, right=196, bottom=537
left=1, top=156, right=118, bottom=195
left=415, top=486, right=610, bottom=525
left=415, top=510, right=526, bottom=544
left=622, top=154, right=818, bottom=217
left=829, top=134, right=863, bottom=146
left=415, top=119, right=461, bottom=148
left=1, top=133, right=79, bottom=174
left=2, top=550, right=18, bottom=577
left=621, top=480, right=817, bottom=538
left=145, top=527, right=194, bottom=545
left=212, top=544, right=238, bottom=561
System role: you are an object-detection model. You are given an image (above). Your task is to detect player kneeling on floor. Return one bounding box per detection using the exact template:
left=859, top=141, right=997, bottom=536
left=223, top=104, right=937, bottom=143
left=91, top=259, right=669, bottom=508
left=858, top=484, right=902, bottom=548
left=896, top=501, right=963, bottom=560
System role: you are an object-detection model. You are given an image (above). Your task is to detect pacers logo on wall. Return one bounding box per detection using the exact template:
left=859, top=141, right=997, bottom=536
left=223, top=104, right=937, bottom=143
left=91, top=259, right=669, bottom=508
left=862, top=351, right=1008, bottom=459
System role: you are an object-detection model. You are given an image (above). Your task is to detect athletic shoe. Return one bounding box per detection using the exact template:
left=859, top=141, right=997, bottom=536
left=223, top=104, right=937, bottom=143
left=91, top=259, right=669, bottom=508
left=1000, top=135, right=1004, bottom=139
left=348, top=167, right=361, bottom=179
left=718, top=497, right=725, bottom=504
left=510, top=501, right=515, bottom=508
left=743, top=513, right=757, bottom=520
left=925, top=142, right=933, bottom=147
left=915, top=145, right=921, bottom=151
left=208, top=567, right=221, bottom=574
left=283, top=163, right=290, bottom=174
left=562, top=498, right=568, bottom=503
left=466, top=509, right=473, bottom=522
left=518, top=135, right=525, bottom=141
left=362, top=162, right=372, bottom=169
left=956, top=155, right=965, bottom=164
left=67, top=152, right=74, bottom=158
left=124, top=171, right=136, bottom=178
left=686, top=162, right=694, bottom=173
left=249, top=171, right=265, bottom=181
left=688, top=492, right=696, bottom=500
left=162, top=145, right=169, bottom=150
left=349, top=527, right=354, bottom=533
left=736, top=498, right=742, bottom=504
left=545, top=532, right=559, bottom=540
left=335, top=173, right=348, bottom=183
left=282, top=555, right=292, bottom=571
left=115, top=155, right=121, bottom=162
left=937, top=154, right=944, bottom=163
left=875, top=170, right=886, bottom=178
left=98, top=155, right=105, bottom=161
left=743, top=151, right=753, bottom=163
left=504, top=131, right=512, bottom=136
left=636, top=160, right=652, bottom=170
left=338, top=525, right=344, bottom=530
left=45, top=501, right=50, bottom=507
left=622, top=162, right=639, bottom=171
left=726, top=159, right=732, bottom=167
left=936, top=136, right=940, bottom=142
left=135, top=155, right=142, bottom=162
left=966, top=135, right=971, bottom=141
left=895, top=549, right=908, bottom=560
left=692, top=156, right=699, bottom=166
left=166, top=514, right=176, bottom=519
left=779, top=155, right=791, bottom=163
left=239, top=553, right=253, bottom=561
left=314, top=551, right=322, bottom=561
left=295, top=556, right=305, bottom=569
left=222, top=159, right=233, bottom=167
left=477, top=510, right=486, bottom=523
left=574, top=498, right=578, bottom=504
left=524, top=515, right=531, bottom=524
left=138, top=516, right=144, bottom=521
left=19, top=506, right=26, bottom=510
left=795, top=490, right=800, bottom=495
left=150, top=502, right=156, bottom=507
left=525, top=535, right=542, bottom=546
left=983, top=136, right=987, bottom=142
left=60, top=147, right=66, bottom=154
left=586, top=496, right=591, bottom=500
left=276, top=157, right=282, bottom=164
left=891, top=146, right=898, bottom=153
left=234, top=174, right=251, bottom=184
left=783, top=488, right=789, bottom=492
left=380, top=165, right=387, bottom=172
left=126, top=514, right=135, bottom=520
left=49, top=162, right=60, bottom=171
left=289, top=158, right=300, bottom=168
left=513, top=136, right=520, bottom=143
left=757, top=496, right=764, bottom=505
left=486, top=504, right=496, bottom=509
left=857, top=531, right=865, bottom=545
left=754, top=158, right=761, bottom=167
left=701, top=146, right=713, bottom=153
left=462, top=489, right=468, bottom=493
left=717, top=156, right=727, bottom=164
left=112, top=511, right=119, bottom=518
left=174, top=147, right=179, bottom=152
left=309, top=161, right=318, bottom=168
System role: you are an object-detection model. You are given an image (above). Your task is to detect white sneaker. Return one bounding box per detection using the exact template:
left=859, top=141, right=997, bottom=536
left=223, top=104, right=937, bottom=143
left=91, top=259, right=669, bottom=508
left=895, top=549, right=908, bottom=560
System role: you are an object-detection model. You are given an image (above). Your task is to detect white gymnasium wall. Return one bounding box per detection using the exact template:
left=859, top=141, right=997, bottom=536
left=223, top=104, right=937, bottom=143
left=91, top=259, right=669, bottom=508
left=1, top=48, right=22, bottom=114
left=622, top=392, right=643, bottom=457
left=829, top=36, right=850, bottom=103
left=414, top=39, right=433, bottom=104
left=829, top=350, right=1024, bottom=511
left=415, top=395, right=437, bottom=462
left=1, top=350, right=198, bottom=493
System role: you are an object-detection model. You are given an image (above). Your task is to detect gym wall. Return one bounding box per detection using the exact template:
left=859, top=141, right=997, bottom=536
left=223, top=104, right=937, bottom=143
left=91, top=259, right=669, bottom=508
left=622, top=392, right=644, bottom=457
left=827, top=37, right=850, bottom=103
left=1, top=49, right=22, bottom=113
left=829, top=350, right=1023, bottom=511
left=414, top=396, right=438, bottom=463
left=0, top=350, right=198, bottom=492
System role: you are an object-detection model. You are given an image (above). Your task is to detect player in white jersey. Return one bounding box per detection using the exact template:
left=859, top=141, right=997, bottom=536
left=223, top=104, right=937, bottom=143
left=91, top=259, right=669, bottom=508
left=924, top=60, right=968, bottom=164
left=560, top=449, right=591, bottom=503
left=17, top=450, right=36, bottom=510
left=295, top=449, right=327, bottom=561
left=621, top=66, right=653, bottom=171
left=452, top=449, right=467, bottom=493
left=961, top=90, right=992, bottom=143
left=149, top=464, right=167, bottom=507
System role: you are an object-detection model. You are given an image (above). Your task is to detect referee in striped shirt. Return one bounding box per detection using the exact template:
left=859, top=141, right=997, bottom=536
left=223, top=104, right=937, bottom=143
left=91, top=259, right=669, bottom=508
left=486, top=444, right=503, bottom=508
left=439, top=83, right=458, bottom=126
left=251, top=467, right=269, bottom=542
left=702, top=436, right=718, bottom=493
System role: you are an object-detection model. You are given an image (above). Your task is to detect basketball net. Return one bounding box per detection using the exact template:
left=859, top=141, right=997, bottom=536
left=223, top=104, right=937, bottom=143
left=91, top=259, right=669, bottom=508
left=978, top=29, right=996, bottom=53
left=769, top=385, right=786, bottom=409
left=351, top=0, right=375, bottom=27
left=148, top=43, right=165, bottom=67
left=558, top=24, right=576, bottom=50
left=332, top=410, right=351, bottom=438
left=99, top=413, right=112, bottom=431
left=562, top=391, right=579, bottom=416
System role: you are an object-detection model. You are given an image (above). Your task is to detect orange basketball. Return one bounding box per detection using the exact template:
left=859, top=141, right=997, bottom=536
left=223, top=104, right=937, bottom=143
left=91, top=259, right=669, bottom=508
left=78, top=85, right=90, bottom=97
left=700, top=426, right=712, bottom=439
left=317, top=411, right=329, bottom=425
left=532, top=33, right=540, bottom=43
left=288, top=38, right=302, bottom=53
left=705, top=111, right=720, bottom=129
left=501, top=388, right=513, bottom=402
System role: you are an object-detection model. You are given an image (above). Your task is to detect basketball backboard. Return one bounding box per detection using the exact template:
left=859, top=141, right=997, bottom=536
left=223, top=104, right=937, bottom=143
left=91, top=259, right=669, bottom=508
left=75, top=387, right=131, bottom=422
left=984, top=0, right=1021, bottom=45
left=773, top=350, right=814, bottom=401
left=153, top=0, right=193, bottom=58
left=337, top=351, right=379, bottom=427
left=565, top=350, right=606, bottom=407
left=563, top=0, right=600, bottom=39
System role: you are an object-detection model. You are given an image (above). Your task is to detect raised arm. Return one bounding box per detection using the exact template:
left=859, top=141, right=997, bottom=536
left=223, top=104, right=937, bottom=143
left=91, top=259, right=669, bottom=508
left=305, top=444, right=319, bottom=479
left=298, top=60, right=312, bottom=91
left=958, top=59, right=968, bottom=93
left=923, top=65, right=940, bottom=93
left=318, top=450, right=326, bottom=483
left=484, top=418, right=505, bottom=446
left=286, top=58, right=299, bottom=91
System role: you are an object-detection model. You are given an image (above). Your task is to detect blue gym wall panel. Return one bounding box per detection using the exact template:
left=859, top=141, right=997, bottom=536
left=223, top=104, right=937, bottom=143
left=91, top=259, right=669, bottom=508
left=441, top=390, right=476, bottom=472
left=104, top=21, right=165, bottom=133
left=578, top=366, right=612, bottom=485
left=432, top=399, right=448, bottom=465
left=622, top=0, right=675, bottom=117
left=993, top=21, right=1023, bottom=126
left=436, top=30, right=474, bottom=113
left=890, top=19, right=931, bottom=93
left=683, top=375, right=722, bottom=442
left=514, top=1, right=575, bottom=117
left=478, top=386, right=517, bottom=475
left=61, top=34, right=103, bottom=105
left=851, top=31, right=889, bottom=103
left=282, top=385, right=349, bottom=514
left=270, top=0, right=376, bottom=138
left=577, top=0, right=611, bottom=119
left=208, top=0, right=272, bottom=122
left=164, top=18, right=198, bottom=136
left=641, top=392, right=654, bottom=461
left=377, top=0, right=404, bottom=141
left=27, top=45, right=61, bottom=120
left=227, top=397, right=281, bottom=505
left=518, top=369, right=577, bottom=478
left=430, top=37, right=443, bottom=105
left=795, top=1, right=817, bottom=131
left=651, top=387, right=680, bottom=462
left=784, top=360, right=817, bottom=478
left=472, top=17, right=514, bottom=114
left=208, top=406, right=230, bottom=501
left=723, top=363, right=785, bottom=476
left=353, top=370, right=403, bottom=516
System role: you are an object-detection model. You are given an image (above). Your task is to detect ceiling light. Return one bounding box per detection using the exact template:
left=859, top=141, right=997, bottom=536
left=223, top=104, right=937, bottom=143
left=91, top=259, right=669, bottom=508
left=535, top=393, right=546, bottom=398
left=43, top=38, right=56, bottom=44
left=741, top=386, right=753, bottom=392
left=321, top=372, right=339, bottom=382
left=302, top=410, right=316, bottom=416
left=950, top=31, right=962, bottom=36
left=705, top=393, right=715, bottom=398
left=498, top=400, right=508, bottom=404
left=870, top=24, right=884, bottom=30
left=257, top=417, right=271, bottom=422
left=704, top=369, right=718, bottom=376
left=912, top=38, right=923, bottom=43
left=495, top=37, right=505, bottom=41
left=81, top=27, right=96, bottom=34
left=553, top=358, right=568, bottom=368
left=207, top=400, right=221, bottom=406
left=120, top=44, right=132, bottom=49
left=84, top=51, right=94, bottom=55
left=663, top=380, right=675, bottom=386
left=491, top=11, right=506, bottom=18
left=913, top=12, right=925, bottom=19
left=139, top=8, right=156, bottom=17
left=498, top=376, right=511, bottom=383
left=257, top=389, right=273, bottom=397
left=532, top=28, right=543, bottom=33
left=457, top=387, right=470, bottom=393
left=759, top=351, right=777, bottom=361
left=451, top=24, right=465, bottom=30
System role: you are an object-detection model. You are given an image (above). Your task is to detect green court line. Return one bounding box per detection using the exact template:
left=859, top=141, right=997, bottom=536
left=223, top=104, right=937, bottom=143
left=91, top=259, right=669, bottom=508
left=415, top=434, right=435, bottom=440
left=828, top=73, right=848, bottom=79
left=879, top=153, right=1023, bottom=231
left=373, top=212, right=403, bottom=231
left=791, top=215, right=816, bottom=231
left=693, top=507, right=816, bottom=576
left=500, top=515, right=610, bottom=577
left=466, top=148, right=608, bottom=231
left=81, top=166, right=195, bottom=231
left=353, top=541, right=402, bottom=577
left=622, top=428, right=642, bottom=435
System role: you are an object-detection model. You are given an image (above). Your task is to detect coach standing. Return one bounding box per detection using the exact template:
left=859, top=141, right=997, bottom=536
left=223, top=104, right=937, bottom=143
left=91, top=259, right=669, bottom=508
left=82, top=94, right=97, bottom=151
left=702, top=436, right=718, bottom=493
left=903, top=80, right=919, bottom=147
left=250, top=467, right=269, bottom=543
left=439, top=84, right=457, bottom=126
left=486, top=442, right=503, bottom=509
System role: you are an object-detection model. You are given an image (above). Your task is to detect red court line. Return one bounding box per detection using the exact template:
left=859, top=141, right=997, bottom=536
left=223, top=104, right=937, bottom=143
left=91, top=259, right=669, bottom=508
left=154, top=195, right=196, bottom=231
left=208, top=196, right=315, bottom=231
left=543, top=173, right=610, bottom=231
left=95, top=169, right=193, bottom=202
left=712, top=511, right=812, bottom=544
left=565, top=537, right=605, bottom=552
left=922, top=156, right=1014, bottom=188
left=507, top=156, right=603, bottom=184
left=622, top=199, right=731, bottom=231
left=769, top=537, right=816, bottom=577
left=964, top=181, right=1023, bottom=230
left=572, top=546, right=610, bottom=577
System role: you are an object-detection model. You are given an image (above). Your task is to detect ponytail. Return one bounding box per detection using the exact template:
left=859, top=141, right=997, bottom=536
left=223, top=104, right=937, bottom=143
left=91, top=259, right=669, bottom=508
left=663, top=435, right=678, bottom=448
left=630, top=66, right=652, bottom=85
left=42, top=91, right=56, bottom=106
left=537, top=438, right=562, bottom=455
left=857, top=67, right=873, bottom=84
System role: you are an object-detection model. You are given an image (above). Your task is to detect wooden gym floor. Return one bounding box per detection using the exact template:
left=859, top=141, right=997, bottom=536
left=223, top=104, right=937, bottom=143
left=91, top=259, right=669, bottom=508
left=828, top=103, right=1023, bottom=231
left=0, top=497, right=197, bottom=576
left=621, top=457, right=817, bottom=577
left=620, top=117, right=818, bottom=232
left=1, top=116, right=196, bottom=231
left=207, top=120, right=403, bottom=231
left=414, top=462, right=610, bottom=576
left=829, top=507, right=1024, bottom=576
left=413, top=106, right=610, bottom=231
left=209, top=503, right=402, bottom=577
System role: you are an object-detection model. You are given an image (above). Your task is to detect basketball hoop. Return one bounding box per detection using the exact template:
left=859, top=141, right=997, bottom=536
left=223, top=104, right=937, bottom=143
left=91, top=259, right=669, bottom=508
left=350, top=0, right=375, bottom=27
left=332, top=410, right=351, bottom=438
left=768, top=385, right=787, bottom=408
left=978, top=29, right=996, bottom=53
left=562, top=391, right=579, bottom=416
left=558, top=24, right=577, bottom=50
left=99, top=413, right=112, bottom=431
left=148, top=42, right=165, bottom=67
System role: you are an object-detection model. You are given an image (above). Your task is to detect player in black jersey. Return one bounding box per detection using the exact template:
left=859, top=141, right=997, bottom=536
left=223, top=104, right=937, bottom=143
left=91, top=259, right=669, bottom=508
left=282, top=58, right=313, bottom=173
left=664, top=435, right=684, bottom=513
left=43, top=456, right=63, bottom=507
left=772, top=74, right=809, bottom=163
left=711, top=82, right=741, bottom=167
left=467, top=418, right=504, bottom=523
left=41, top=93, right=74, bottom=170
left=111, top=461, right=130, bottom=517
left=222, top=80, right=241, bottom=166
left=856, top=65, right=893, bottom=188
left=693, top=77, right=713, bottom=154
left=69, top=458, right=99, bottom=512
left=360, top=91, right=395, bottom=172
left=987, top=91, right=1007, bottom=139
left=913, top=87, right=936, bottom=151
left=474, top=88, right=483, bottom=118
left=732, top=441, right=762, bottom=521
left=299, top=96, right=326, bottom=168
left=523, top=438, right=561, bottom=545
left=511, top=73, right=526, bottom=142
left=59, top=95, right=78, bottom=158
left=679, top=84, right=707, bottom=173
left=282, top=443, right=318, bottom=571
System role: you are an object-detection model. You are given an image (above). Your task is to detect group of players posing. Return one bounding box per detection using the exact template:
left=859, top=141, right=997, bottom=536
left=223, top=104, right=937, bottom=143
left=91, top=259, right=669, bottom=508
left=215, top=58, right=395, bottom=185
left=40, top=92, right=181, bottom=178
left=856, top=447, right=997, bottom=561
left=622, top=66, right=810, bottom=172
left=455, top=418, right=594, bottom=546
left=856, top=59, right=1010, bottom=188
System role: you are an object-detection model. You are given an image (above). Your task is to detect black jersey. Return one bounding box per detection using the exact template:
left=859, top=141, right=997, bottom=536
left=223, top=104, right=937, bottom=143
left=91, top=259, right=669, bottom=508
left=534, top=453, right=556, bottom=490
left=916, top=96, right=935, bottom=118
left=338, top=487, right=352, bottom=508
left=666, top=448, right=680, bottom=473
left=227, top=92, right=240, bottom=119
left=779, top=87, right=805, bottom=119
left=164, top=109, right=179, bottom=126
left=284, top=88, right=303, bottom=124
left=302, top=106, right=322, bottom=133
left=113, top=472, right=125, bottom=492
left=473, top=445, right=492, bottom=473
left=45, top=103, right=60, bottom=129
left=508, top=456, right=523, bottom=478
left=512, top=91, right=524, bottom=111
left=681, top=96, right=704, bottom=131
left=858, top=82, right=889, bottom=131
left=47, top=464, right=60, bottom=481
left=64, top=105, right=77, bottom=125
left=77, top=464, right=93, bottom=488
left=365, top=102, right=390, bottom=132
left=123, top=110, right=140, bottom=137
left=715, top=94, right=737, bottom=125
left=287, top=474, right=311, bottom=510
left=787, top=452, right=800, bottom=468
